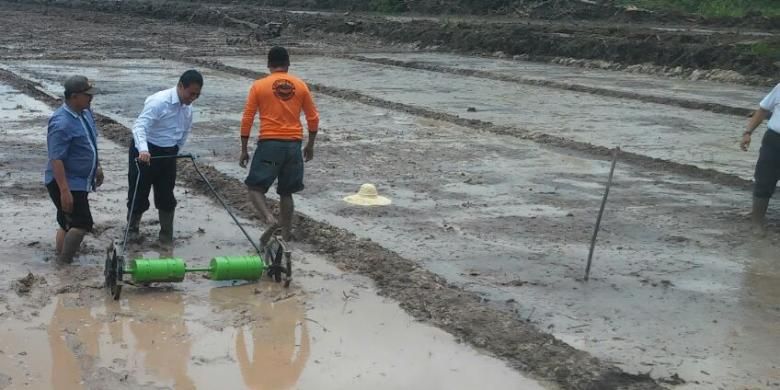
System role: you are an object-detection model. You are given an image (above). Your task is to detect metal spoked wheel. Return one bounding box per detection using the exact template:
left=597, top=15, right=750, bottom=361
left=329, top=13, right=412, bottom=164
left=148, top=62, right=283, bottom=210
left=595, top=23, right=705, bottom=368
left=283, top=253, right=292, bottom=288
left=104, top=242, right=124, bottom=300
left=271, top=245, right=283, bottom=283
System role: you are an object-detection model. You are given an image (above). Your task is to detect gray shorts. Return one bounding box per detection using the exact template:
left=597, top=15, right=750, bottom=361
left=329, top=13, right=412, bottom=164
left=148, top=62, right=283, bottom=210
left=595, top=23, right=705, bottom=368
left=245, top=140, right=304, bottom=195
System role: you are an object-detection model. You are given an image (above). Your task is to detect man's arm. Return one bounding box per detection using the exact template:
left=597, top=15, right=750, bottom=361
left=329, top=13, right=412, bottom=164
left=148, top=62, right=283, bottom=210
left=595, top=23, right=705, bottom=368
left=88, top=110, right=104, bottom=187
left=742, top=85, right=779, bottom=151
left=741, top=108, right=771, bottom=151
left=302, top=86, right=319, bottom=162
left=177, top=110, right=192, bottom=151
left=239, top=84, right=258, bottom=167
left=47, top=117, right=74, bottom=213
left=132, top=96, right=161, bottom=164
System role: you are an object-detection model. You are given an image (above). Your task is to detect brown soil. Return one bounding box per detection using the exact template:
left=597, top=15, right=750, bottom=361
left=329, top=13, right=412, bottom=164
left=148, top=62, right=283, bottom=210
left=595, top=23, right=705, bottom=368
left=7, top=0, right=779, bottom=81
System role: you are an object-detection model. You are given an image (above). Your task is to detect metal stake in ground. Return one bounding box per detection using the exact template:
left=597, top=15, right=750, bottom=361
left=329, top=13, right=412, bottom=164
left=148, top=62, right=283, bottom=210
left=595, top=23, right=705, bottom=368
left=584, top=147, right=620, bottom=281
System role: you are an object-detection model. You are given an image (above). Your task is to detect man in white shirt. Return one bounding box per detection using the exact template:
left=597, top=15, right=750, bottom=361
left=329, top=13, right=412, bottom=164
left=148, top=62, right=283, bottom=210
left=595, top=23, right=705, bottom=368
left=128, top=70, right=203, bottom=243
left=741, top=83, right=780, bottom=234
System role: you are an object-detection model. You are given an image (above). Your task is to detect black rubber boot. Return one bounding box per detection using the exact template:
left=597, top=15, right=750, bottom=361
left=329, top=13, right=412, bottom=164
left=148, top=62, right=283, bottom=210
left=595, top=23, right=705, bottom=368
left=752, top=197, right=770, bottom=236
left=158, top=209, right=175, bottom=244
left=126, top=212, right=143, bottom=242
left=58, top=228, right=86, bottom=264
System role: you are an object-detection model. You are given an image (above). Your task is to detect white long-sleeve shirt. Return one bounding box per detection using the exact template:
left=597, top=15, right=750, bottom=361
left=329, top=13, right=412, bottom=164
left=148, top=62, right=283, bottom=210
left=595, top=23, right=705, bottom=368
left=132, top=87, right=193, bottom=152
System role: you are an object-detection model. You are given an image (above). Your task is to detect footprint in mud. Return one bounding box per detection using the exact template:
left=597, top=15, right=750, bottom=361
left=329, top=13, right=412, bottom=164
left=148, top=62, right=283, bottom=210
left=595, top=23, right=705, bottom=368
left=14, top=272, right=46, bottom=294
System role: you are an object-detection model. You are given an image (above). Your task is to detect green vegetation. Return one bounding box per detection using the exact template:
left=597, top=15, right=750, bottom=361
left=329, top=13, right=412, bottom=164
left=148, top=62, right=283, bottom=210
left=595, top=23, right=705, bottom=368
left=742, top=41, right=780, bottom=62
left=617, top=0, right=780, bottom=17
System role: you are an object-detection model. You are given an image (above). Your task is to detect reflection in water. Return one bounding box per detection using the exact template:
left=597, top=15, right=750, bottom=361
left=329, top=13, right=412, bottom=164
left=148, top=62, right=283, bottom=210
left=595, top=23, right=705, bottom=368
left=745, top=242, right=780, bottom=306
left=46, top=282, right=309, bottom=390
left=210, top=285, right=310, bottom=390
left=125, top=292, right=196, bottom=390
left=739, top=242, right=780, bottom=383
left=48, top=296, right=98, bottom=390
left=48, top=292, right=197, bottom=390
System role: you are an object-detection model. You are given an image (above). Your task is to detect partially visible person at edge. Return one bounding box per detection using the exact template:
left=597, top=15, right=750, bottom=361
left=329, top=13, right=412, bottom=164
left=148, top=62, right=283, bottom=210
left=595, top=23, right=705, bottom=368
left=741, top=83, right=780, bottom=235
left=127, top=70, right=203, bottom=244
left=45, top=75, right=103, bottom=264
left=239, top=46, right=319, bottom=242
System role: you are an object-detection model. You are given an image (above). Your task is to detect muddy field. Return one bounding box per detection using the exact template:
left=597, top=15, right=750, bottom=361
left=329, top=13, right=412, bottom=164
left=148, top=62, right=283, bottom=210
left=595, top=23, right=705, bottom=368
left=6, top=0, right=780, bottom=85
left=0, top=1, right=779, bottom=390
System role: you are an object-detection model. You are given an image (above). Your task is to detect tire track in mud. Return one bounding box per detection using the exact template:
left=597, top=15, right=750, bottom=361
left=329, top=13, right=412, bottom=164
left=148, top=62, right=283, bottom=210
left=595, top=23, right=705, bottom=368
left=0, top=69, right=664, bottom=390
left=182, top=56, right=753, bottom=191
left=338, top=54, right=755, bottom=118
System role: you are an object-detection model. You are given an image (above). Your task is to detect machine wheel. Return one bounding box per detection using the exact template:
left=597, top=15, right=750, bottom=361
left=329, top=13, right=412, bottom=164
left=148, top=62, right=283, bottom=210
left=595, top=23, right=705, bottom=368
left=104, top=243, right=124, bottom=300
left=283, top=254, right=292, bottom=288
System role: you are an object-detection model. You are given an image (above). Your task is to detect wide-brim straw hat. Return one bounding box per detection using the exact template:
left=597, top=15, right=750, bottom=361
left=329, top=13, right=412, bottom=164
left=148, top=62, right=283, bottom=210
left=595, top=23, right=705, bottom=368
left=343, top=183, right=392, bottom=206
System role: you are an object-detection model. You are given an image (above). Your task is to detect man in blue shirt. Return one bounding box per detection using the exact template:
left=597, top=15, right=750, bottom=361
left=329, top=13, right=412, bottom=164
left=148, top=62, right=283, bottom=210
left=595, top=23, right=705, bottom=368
left=45, top=75, right=104, bottom=264
left=127, top=70, right=203, bottom=244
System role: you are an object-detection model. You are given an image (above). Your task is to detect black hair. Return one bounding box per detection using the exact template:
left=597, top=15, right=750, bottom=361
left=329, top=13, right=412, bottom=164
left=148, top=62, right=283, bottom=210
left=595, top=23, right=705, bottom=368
left=179, top=69, right=203, bottom=88
left=267, top=46, right=290, bottom=68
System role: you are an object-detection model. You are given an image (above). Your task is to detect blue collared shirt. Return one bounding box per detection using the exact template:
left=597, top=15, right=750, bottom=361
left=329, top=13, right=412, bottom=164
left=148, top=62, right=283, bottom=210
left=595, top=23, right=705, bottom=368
left=44, top=104, right=99, bottom=192
left=132, top=87, right=193, bottom=152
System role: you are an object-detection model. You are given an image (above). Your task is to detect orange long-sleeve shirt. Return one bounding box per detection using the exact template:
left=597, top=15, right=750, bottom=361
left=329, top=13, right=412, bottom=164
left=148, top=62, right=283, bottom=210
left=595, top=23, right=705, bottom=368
left=240, top=71, right=319, bottom=141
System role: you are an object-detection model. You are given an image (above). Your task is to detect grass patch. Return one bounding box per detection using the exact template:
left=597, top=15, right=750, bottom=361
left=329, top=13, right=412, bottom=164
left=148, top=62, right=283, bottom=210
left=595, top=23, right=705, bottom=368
left=742, top=41, right=780, bottom=61
left=618, top=0, right=780, bottom=17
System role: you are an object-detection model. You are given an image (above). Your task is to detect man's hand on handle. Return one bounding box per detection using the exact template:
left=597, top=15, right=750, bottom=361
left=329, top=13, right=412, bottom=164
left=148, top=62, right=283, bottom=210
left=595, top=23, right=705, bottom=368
left=138, top=151, right=151, bottom=165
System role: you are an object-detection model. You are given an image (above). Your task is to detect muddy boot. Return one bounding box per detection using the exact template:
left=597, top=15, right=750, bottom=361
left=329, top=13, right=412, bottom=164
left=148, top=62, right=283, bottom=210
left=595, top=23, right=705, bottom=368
left=58, top=228, right=86, bottom=264
left=158, top=209, right=175, bottom=244
left=260, top=223, right=280, bottom=247
left=279, top=194, right=294, bottom=242
left=127, top=212, right=142, bottom=241
left=752, top=197, right=770, bottom=236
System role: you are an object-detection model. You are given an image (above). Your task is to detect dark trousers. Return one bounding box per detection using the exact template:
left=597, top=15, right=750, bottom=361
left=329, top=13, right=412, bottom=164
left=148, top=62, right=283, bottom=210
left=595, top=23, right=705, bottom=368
left=754, top=130, right=780, bottom=199
left=128, top=141, right=178, bottom=214
left=46, top=181, right=93, bottom=231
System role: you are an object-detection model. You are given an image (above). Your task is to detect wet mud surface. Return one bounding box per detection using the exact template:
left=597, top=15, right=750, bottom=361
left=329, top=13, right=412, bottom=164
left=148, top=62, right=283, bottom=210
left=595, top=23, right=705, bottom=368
left=211, top=55, right=755, bottom=178
left=0, top=82, right=545, bottom=389
left=179, top=56, right=756, bottom=190
left=4, top=57, right=780, bottom=388
left=342, top=53, right=761, bottom=116
left=0, top=67, right=667, bottom=389
left=1, top=2, right=780, bottom=389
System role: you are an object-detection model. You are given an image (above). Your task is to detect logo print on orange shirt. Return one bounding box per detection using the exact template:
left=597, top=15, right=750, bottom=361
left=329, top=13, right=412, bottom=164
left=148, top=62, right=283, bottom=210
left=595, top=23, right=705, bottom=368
left=273, top=79, right=296, bottom=101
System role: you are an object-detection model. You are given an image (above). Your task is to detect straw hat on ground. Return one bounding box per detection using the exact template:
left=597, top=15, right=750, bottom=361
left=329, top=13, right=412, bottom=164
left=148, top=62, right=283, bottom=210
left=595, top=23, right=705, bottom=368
left=343, top=183, right=392, bottom=206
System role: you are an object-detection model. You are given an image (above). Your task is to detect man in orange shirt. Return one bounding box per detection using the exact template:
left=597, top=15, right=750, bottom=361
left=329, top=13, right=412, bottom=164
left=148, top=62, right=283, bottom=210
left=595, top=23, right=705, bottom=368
left=239, top=46, right=319, bottom=241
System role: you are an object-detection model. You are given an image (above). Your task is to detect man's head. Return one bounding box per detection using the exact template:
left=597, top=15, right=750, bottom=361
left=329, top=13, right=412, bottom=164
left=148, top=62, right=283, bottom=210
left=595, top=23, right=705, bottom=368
left=63, top=75, right=96, bottom=111
left=267, top=46, right=290, bottom=71
left=177, top=70, right=203, bottom=106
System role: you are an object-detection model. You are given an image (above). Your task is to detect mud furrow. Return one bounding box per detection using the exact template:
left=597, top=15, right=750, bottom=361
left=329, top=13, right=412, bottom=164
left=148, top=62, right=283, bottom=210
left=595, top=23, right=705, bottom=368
left=339, top=54, right=755, bottom=117
left=0, top=67, right=663, bottom=390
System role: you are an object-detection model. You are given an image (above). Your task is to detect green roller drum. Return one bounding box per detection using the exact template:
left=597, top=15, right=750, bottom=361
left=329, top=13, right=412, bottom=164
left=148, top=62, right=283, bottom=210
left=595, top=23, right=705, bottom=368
left=121, top=256, right=265, bottom=284
left=208, top=256, right=265, bottom=281
left=128, top=258, right=186, bottom=283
